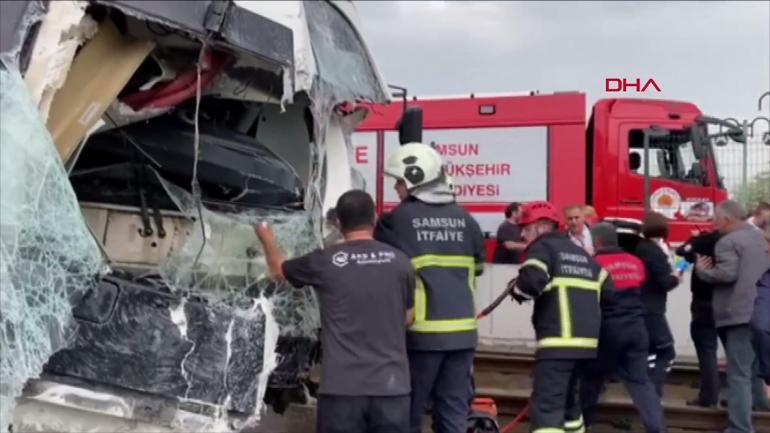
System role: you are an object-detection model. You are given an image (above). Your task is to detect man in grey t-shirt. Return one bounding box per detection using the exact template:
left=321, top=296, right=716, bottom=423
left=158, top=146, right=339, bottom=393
left=255, top=190, right=415, bottom=433
left=493, top=202, right=526, bottom=264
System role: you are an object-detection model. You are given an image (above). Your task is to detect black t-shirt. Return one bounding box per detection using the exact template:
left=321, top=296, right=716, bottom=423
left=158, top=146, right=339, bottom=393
left=676, top=231, right=723, bottom=317
left=282, top=239, right=415, bottom=396
left=634, top=239, right=678, bottom=315
left=493, top=220, right=522, bottom=264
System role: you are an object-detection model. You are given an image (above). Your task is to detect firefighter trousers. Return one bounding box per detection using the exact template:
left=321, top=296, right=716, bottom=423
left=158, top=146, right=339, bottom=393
left=530, top=359, right=584, bottom=433
left=408, top=349, right=475, bottom=433
left=580, top=324, right=665, bottom=433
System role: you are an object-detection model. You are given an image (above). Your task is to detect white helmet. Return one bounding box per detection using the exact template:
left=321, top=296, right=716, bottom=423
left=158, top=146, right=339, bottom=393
left=384, top=142, right=445, bottom=190
left=444, top=174, right=455, bottom=192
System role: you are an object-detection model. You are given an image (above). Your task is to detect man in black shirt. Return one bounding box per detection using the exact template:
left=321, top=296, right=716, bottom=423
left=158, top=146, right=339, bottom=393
left=677, top=230, right=722, bottom=408
left=493, top=202, right=526, bottom=264
left=634, top=212, right=680, bottom=397
left=255, top=190, right=415, bottom=433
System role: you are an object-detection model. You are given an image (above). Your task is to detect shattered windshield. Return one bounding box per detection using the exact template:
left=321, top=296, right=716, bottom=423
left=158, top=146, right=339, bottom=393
left=304, top=1, right=387, bottom=102
left=158, top=176, right=321, bottom=338
left=0, top=67, right=105, bottom=431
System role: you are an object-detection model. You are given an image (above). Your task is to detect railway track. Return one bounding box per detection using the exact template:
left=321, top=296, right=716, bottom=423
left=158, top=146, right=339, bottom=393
left=475, top=350, right=710, bottom=388
left=478, top=386, right=770, bottom=433
left=474, top=350, right=770, bottom=432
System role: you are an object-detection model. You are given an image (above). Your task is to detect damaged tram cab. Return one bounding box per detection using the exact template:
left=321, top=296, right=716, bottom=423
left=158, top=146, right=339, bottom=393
left=0, top=1, right=389, bottom=431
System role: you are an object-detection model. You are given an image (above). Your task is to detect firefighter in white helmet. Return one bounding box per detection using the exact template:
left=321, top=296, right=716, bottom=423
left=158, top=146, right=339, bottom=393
left=386, top=143, right=448, bottom=202
left=375, top=142, right=486, bottom=433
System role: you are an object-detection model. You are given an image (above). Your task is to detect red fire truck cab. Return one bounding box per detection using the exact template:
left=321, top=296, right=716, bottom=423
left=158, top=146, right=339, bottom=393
left=353, top=92, right=731, bottom=249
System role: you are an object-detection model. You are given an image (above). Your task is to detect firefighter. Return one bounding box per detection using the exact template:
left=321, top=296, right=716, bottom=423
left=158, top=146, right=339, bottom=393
left=506, top=201, right=605, bottom=433
left=579, top=222, right=665, bottom=433
left=374, top=142, right=486, bottom=433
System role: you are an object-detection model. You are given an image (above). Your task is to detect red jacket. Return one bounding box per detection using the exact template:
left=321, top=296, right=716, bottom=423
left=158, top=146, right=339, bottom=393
left=594, top=247, right=646, bottom=326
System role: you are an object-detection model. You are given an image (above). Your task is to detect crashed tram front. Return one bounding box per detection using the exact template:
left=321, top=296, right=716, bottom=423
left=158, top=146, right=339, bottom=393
left=0, top=0, right=388, bottom=431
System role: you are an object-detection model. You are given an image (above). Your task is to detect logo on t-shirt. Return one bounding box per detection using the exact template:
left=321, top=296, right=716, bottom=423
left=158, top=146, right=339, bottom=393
left=332, top=251, right=349, bottom=267
left=331, top=249, right=398, bottom=268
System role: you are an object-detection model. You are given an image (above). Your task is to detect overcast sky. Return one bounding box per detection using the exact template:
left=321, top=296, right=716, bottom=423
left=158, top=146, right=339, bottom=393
left=356, top=1, right=770, bottom=127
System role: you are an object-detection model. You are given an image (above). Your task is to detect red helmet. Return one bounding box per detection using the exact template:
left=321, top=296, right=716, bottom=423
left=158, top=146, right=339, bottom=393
left=518, top=201, right=560, bottom=226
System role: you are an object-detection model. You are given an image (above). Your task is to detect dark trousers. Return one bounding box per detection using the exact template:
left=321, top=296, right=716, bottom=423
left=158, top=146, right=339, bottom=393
left=753, top=326, right=770, bottom=386
left=718, top=325, right=755, bottom=433
left=317, top=394, right=410, bottom=433
left=581, top=323, right=664, bottom=433
left=750, top=332, right=770, bottom=411
left=644, top=314, right=676, bottom=397
left=691, top=316, right=720, bottom=405
left=409, top=349, right=475, bottom=433
left=530, top=359, right=583, bottom=433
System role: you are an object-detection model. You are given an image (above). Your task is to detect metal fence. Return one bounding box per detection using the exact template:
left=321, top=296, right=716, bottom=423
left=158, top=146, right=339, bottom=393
left=714, top=135, right=770, bottom=208
left=711, top=92, right=770, bottom=210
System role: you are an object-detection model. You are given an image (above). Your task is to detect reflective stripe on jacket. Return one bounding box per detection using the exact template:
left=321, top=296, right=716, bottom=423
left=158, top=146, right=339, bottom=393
left=374, top=198, right=486, bottom=351
left=518, top=232, right=607, bottom=359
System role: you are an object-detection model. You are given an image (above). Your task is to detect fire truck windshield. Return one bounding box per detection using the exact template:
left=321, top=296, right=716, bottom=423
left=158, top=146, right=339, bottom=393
left=628, top=128, right=707, bottom=185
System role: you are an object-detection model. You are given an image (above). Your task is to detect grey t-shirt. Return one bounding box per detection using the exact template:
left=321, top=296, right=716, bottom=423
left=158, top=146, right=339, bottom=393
left=282, top=239, right=415, bottom=396
left=493, top=220, right=522, bottom=264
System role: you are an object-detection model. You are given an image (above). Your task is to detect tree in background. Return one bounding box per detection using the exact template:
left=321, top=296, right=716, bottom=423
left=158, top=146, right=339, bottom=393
left=735, top=170, right=770, bottom=210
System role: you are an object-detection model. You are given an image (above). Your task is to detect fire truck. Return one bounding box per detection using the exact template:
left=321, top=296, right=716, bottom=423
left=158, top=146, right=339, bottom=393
left=354, top=92, right=743, bottom=254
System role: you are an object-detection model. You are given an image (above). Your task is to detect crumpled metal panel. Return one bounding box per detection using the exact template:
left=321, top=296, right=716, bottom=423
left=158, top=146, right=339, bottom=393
left=94, top=0, right=293, bottom=68
left=37, top=168, right=320, bottom=426
left=155, top=175, right=321, bottom=423
left=0, top=66, right=104, bottom=432
left=220, top=3, right=294, bottom=68
left=44, top=275, right=268, bottom=415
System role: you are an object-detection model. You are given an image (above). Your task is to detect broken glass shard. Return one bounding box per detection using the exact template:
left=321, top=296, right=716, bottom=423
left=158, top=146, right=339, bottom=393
left=157, top=176, right=321, bottom=339
left=0, top=66, right=105, bottom=432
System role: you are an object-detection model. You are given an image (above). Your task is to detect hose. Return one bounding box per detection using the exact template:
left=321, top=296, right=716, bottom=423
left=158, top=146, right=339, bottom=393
left=474, top=278, right=530, bottom=433
left=475, top=278, right=516, bottom=320
left=500, top=402, right=529, bottom=433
